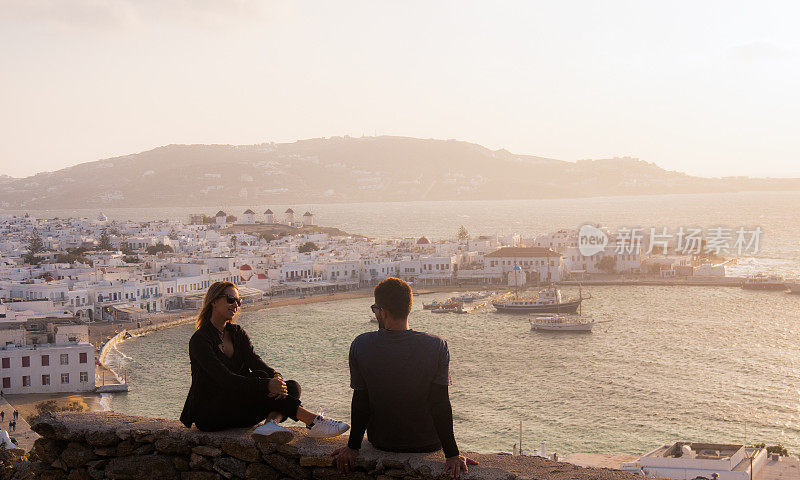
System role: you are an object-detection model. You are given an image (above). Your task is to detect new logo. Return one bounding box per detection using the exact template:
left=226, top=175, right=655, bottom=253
left=578, top=224, right=608, bottom=257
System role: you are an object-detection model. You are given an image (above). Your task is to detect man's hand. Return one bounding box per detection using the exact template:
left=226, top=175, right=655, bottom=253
left=331, top=446, right=359, bottom=474
left=444, top=454, right=478, bottom=479
left=268, top=377, right=288, bottom=398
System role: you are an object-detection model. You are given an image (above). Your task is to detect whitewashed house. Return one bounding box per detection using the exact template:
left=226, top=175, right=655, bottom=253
left=302, top=211, right=315, bottom=226
left=264, top=209, right=275, bottom=224
left=484, top=247, right=564, bottom=283
left=0, top=318, right=95, bottom=394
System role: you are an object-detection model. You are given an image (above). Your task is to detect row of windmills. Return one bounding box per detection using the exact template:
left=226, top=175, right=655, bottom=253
left=212, top=208, right=316, bottom=227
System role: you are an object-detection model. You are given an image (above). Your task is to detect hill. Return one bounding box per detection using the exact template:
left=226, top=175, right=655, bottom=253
left=2, top=136, right=798, bottom=209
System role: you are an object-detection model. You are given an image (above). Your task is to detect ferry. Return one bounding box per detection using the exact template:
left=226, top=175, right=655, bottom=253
left=492, top=286, right=586, bottom=314
left=741, top=274, right=786, bottom=290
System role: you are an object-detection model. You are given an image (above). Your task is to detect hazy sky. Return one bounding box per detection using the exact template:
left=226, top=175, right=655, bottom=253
left=2, top=1, right=799, bottom=178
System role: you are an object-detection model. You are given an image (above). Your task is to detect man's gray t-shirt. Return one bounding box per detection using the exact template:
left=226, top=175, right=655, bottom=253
left=349, top=328, right=451, bottom=452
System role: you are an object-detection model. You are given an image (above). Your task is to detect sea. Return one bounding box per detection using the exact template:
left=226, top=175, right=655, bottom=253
left=51, top=191, right=800, bottom=455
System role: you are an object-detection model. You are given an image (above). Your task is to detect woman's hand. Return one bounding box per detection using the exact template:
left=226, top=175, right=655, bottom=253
left=268, top=377, right=288, bottom=398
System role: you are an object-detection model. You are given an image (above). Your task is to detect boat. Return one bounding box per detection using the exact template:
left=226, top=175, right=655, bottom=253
left=786, top=279, right=800, bottom=294
left=422, top=300, right=445, bottom=310
left=529, top=314, right=594, bottom=332
left=741, top=274, right=786, bottom=290
left=493, top=286, right=587, bottom=313
left=430, top=302, right=462, bottom=313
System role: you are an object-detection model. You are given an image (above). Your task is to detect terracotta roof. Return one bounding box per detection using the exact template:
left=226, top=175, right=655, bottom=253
left=215, top=211, right=226, bottom=217
left=240, top=264, right=252, bottom=270
left=256, top=274, right=267, bottom=279
left=417, top=236, right=430, bottom=245
left=484, top=247, right=562, bottom=258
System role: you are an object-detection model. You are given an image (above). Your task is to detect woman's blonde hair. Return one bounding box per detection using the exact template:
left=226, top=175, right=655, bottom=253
left=196, top=281, right=238, bottom=330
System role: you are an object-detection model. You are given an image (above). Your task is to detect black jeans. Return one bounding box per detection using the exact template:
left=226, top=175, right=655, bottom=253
left=195, top=380, right=302, bottom=431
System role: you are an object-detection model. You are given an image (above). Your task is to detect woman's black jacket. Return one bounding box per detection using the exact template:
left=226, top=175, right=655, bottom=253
left=180, top=322, right=279, bottom=428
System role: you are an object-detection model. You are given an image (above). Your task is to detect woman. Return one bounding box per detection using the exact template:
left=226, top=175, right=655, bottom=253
left=180, top=281, right=349, bottom=442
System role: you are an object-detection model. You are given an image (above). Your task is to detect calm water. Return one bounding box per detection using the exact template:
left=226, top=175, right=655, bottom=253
left=105, top=285, right=800, bottom=455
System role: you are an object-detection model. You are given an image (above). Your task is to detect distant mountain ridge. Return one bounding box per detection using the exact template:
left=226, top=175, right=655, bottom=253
left=2, top=136, right=799, bottom=209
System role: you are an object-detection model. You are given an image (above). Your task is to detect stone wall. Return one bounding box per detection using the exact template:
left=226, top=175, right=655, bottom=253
left=17, top=411, right=645, bottom=480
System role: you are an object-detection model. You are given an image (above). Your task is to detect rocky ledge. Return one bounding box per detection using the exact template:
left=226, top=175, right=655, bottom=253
left=15, top=411, right=646, bottom=480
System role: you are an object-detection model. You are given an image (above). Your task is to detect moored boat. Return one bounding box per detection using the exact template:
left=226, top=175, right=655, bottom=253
left=741, top=274, right=786, bottom=290
left=493, top=286, right=586, bottom=313
left=529, top=314, right=594, bottom=332
left=786, top=279, right=800, bottom=294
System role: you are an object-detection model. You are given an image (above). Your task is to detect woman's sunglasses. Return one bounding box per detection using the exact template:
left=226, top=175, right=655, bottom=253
left=370, top=304, right=381, bottom=314
left=220, top=294, right=242, bottom=306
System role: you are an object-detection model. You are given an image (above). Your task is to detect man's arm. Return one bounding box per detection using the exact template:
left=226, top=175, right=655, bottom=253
left=427, top=383, right=459, bottom=458
left=347, top=388, right=370, bottom=450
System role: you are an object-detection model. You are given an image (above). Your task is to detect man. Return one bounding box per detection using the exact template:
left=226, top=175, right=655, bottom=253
left=332, top=278, right=477, bottom=478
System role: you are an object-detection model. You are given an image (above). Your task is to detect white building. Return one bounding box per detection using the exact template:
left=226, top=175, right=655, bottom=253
left=484, top=247, right=565, bottom=283
left=302, top=211, right=315, bottom=227
left=621, top=442, right=767, bottom=480
left=285, top=209, right=295, bottom=225
left=264, top=209, right=275, bottom=224
left=0, top=318, right=95, bottom=394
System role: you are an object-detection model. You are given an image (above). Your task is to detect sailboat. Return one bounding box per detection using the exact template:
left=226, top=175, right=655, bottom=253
left=493, top=260, right=588, bottom=313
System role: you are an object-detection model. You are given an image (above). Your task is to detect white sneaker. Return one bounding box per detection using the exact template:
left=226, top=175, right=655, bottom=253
left=307, top=415, right=350, bottom=438
left=252, top=420, right=293, bottom=444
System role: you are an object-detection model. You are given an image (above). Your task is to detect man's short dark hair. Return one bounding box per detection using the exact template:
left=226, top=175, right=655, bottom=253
left=374, top=277, right=412, bottom=319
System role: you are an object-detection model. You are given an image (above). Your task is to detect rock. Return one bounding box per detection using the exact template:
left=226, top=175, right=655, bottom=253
left=245, top=463, right=280, bottom=480
left=32, top=438, right=66, bottom=463
left=93, top=446, right=117, bottom=456
left=132, top=430, right=156, bottom=443
left=116, top=440, right=136, bottom=456
left=105, top=454, right=178, bottom=480
left=300, top=456, right=336, bottom=468
left=134, top=443, right=155, bottom=455
left=88, top=466, right=105, bottom=480
left=51, top=457, right=67, bottom=471
left=354, top=458, right=378, bottom=472
left=86, top=459, right=108, bottom=471
left=68, top=468, right=92, bottom=480
left=193, top=445, right=223, bottom=457
left=380, top=460, right=407, bottom=470
left=172, top=456, right=190, bottom=471
left=276, top=443, right=300, bottom=458
left=156, top=437, right=192, bottom=455
left=213, top=456, right=247, bottom=478
left=61, top=442, right=97, bottom=468
left=254, top=440, right=276, bottom=456
left=37, top=470, right=68, bottom=480
left=85, top=430, right=119, bottom=447
left=384, top=469, right=407, bottom=477
left=181, top=472, right=222, bottom=480
left=263, top=453, right=312, bottom=480
left=221, top=439, right=261, bottom=462
left=190, top=453, right=214, bottom=471
left=312, top=468, right=372, bottom=480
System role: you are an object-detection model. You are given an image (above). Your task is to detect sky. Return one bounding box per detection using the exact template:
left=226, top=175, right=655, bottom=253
left=1, top=0, right=799, bottom=179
